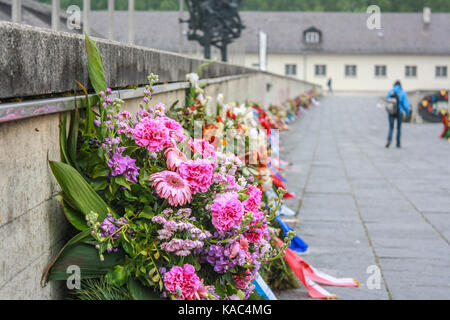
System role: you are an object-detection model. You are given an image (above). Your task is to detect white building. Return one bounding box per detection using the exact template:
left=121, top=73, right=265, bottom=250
left=237, top=11, right=450, bottom=94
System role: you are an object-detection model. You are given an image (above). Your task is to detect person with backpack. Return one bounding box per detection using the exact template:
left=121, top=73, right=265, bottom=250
left=384, top=81, right=410, bottom=148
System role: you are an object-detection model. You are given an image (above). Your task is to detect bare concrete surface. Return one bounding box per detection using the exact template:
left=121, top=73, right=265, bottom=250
left=278, top=96, right=450, bottom=300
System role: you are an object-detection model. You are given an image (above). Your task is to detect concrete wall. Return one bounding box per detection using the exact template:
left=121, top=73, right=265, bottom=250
left=0, top=21, right=254, bottom=100
left=242, top=53, right=450, bottom=94
left=0, top=23, right=319, bottom=299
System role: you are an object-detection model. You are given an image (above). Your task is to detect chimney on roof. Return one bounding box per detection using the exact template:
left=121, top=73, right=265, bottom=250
left=423, top=7, right=431, bottom=25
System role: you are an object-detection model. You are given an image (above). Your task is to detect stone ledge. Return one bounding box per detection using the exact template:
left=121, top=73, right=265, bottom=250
left=0, top=21, right=256, bottom=100
left=0, top=22, right=319, bottom=101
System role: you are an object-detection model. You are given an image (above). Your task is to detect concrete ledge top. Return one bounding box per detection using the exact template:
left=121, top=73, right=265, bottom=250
left=0, top=22, right=317, bottom=101
left=0, top=21, right=256, bottom=100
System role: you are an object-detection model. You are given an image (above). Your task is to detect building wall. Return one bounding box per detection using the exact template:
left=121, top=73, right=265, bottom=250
left=242, top=53, right=450, bottom=94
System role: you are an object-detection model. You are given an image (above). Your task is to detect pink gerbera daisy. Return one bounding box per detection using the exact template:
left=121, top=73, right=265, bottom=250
left=164, top=146, right=188, bottom=171
left=149, top=171, right=192, bottom=206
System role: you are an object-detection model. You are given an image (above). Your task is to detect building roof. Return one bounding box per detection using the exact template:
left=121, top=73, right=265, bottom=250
left=89, top=10, right=450, bottom=56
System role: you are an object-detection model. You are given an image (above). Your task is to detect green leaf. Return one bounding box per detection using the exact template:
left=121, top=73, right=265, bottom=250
left=41, top=229, right=91, bottom=286
left=91, top=178, right=109, bottom=191
left=169, top=100, right=179, bottom=111
left=75, top=80, right=95, bottom=135
left=67, top=103, right=80, bottom=165
left=115, top=175, right=131, bottom=191
left=56, top=194, right=88, bottom=231
left=195, top=61, right=215, bottom=78
left=127, top=278, right=163, bottom=300
left=92, top=164, right=110, bottom=179
left=124, top=190, right=138, bottom=201
left=59, top=114, right=72, bottom=166
left=85, top=33, right=107, bottom=95
left=47, top=243, right=124, bottom=282
left=151, top=274, right=160, bottom=282
left=138, top=206, right=154, bottom=220
left=49, top=160, right=116, bottom=221
left=107, top=265, right=127, bottom=286
left=238, top=193, right=250, bottom=202
left=121, top=240, right=134, bottom=257
left=148, top=267, right=157, bottom=277
left=153, top=251, right=160, bottom=260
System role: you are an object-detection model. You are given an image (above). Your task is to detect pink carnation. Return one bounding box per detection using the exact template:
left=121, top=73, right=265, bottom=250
left=164, top=264, right=207, bottom=300
left=246, top=211, right=268, bottom=243
left=233, top=269, right=252, bottom=290
left=133, top=117, right=171, bottom=152
left=149, top=171, right=192, bottom=206
left=224, top=175, right=240, bottom=191
left=189, top=138, right=216, bottom=159
left=210, top=192, right=244, bottom=232
left=161, top=117, right=186, bottom=143
left=178, top=159, right=216, bottom=194
left=164, top=146, right=188, bottom=171
left=243, top=185, right=262, bottom=213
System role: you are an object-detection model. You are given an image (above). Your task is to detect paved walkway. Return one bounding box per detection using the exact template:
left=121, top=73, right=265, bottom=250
left=277, top=96, right=450, bottom=300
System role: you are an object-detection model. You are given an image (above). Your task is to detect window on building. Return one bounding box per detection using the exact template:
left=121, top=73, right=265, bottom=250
left=305, top=31, right=320, bottom=44
left=436, top=66, right=448, bottom=78
left=285, top=64, right=297, bottom=76
left=345, top=65, right=357, bottom=77
left=405, top=66, right=417, bottom=77
left=375, top=65, right=387, bottom=77
left=315, top=65, right=327, bottom=76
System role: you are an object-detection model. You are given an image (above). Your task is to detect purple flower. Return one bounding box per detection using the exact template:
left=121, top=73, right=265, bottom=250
left=99, top=214, right=121, bottom=240
left=107, top=152, right=140, bottom=183
left=152, top=215, right=166, bottom=224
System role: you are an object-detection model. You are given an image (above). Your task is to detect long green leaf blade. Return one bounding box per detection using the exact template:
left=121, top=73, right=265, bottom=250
left=59, top=114, right=72, bottom=166
left=75, top=80, right=96, bottom=135
left=85, top=33, right=106, bottom=95
left=49, top=161, right=115, bottom=221
left=56, top=194, right=88, bottom=231
left=47, top=244, right=124, bottom=281
left=67, top=102, right=80, bottom=165
left=41, top=229, right=91, bottom=286
left=128, top=278, right=162, bottom=300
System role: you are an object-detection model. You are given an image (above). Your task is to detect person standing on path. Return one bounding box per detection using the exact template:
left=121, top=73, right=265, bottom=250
left=327, top=77, right=333, bottom=95
left=385, top=81, right=410, bottom=148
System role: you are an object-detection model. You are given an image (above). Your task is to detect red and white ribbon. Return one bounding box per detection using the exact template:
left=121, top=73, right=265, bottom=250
left=276, top=238, right=360, bottom=299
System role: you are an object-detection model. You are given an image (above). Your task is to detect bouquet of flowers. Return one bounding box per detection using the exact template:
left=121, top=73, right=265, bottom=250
left=170, top=69, right=303, bottom=293
left=41, top=35, right=294, bottom=300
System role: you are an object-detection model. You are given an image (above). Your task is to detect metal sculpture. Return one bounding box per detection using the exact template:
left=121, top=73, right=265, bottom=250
left=181, top=0, right=245, bottom=62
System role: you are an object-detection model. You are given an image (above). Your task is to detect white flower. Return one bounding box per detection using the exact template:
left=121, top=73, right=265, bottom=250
left=186, top=72, right=199, bottom=85
left=197, top=93, right=206, bottom=105
left=217, top=93, right=224, bottom=105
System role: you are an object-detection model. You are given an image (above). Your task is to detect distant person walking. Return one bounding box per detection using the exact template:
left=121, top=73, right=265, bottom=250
left=384, top=81, right=410, bottom=148
left=327, top=77, right=333, bottom=94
